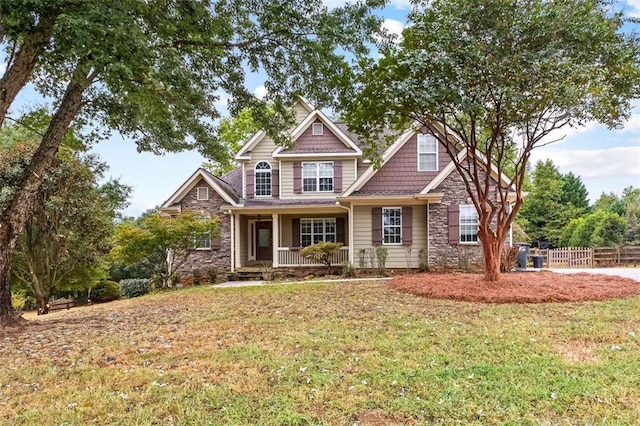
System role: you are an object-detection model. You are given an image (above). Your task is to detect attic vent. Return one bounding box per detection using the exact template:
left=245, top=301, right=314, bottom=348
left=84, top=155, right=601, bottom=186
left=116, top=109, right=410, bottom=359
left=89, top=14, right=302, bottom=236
left=196, top=187, right=209, bottom=201
left=312, top=122, right=324, bottom=136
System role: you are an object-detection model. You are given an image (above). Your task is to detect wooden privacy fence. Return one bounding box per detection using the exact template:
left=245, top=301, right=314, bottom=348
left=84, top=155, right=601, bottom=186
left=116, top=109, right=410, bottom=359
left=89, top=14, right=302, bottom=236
left=528, top=246, right=640, bottom=268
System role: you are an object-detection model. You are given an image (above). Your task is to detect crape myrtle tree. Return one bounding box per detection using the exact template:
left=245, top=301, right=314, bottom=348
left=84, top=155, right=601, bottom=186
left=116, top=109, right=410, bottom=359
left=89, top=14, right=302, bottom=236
left=341, top=0, right=640, bottom=281
left=0, top=0, right=384, bottom=323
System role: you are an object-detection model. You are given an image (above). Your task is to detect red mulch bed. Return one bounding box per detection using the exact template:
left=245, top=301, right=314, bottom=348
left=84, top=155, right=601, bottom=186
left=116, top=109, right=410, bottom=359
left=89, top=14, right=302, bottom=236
left=388, top=271, right=640, bottom=303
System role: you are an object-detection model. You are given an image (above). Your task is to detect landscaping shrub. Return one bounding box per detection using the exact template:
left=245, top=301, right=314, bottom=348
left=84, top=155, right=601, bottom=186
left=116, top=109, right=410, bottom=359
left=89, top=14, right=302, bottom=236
left=207, top=267, right=218, bottom=284
left=342, top=262, right=355, bottom=278
left=192, top=268, right=203, bottom=285
left=11, top=292, right=26, bottom=310
left=120, top=278, right=150, bottom=299
left=91, top=280, right=121, bottom=303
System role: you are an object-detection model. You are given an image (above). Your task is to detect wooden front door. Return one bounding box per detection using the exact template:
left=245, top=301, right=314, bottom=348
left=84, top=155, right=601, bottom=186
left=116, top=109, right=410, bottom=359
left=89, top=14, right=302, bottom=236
left=255, top=221, right=272, bottom=261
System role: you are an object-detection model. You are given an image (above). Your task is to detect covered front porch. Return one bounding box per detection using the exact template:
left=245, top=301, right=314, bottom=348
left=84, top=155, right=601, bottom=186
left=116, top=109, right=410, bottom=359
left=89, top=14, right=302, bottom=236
left=228, top=207, right=350, bottom=270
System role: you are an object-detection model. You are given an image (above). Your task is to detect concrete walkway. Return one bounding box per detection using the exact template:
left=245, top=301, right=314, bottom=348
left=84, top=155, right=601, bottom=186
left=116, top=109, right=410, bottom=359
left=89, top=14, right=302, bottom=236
left=548, top=267, right=640, bottom=282
left=212, top=276, right=392, bottom=288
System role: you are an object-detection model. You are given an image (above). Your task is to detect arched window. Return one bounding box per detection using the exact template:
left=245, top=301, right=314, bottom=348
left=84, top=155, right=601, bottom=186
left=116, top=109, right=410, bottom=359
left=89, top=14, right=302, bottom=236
left=255, top=161, right=272, bottom=196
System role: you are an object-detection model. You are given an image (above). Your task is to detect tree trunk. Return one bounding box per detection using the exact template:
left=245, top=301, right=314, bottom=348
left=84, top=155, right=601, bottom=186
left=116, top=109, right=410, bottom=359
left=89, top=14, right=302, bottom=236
left=0, top=14, right=57, bottom=127
left=478, top=229, right=504, bottom=282
left=0, top=64, right=92, bottom=325
left=0, top=227, right=20, bottom=323
left=35, top=293, right=49, bottom=315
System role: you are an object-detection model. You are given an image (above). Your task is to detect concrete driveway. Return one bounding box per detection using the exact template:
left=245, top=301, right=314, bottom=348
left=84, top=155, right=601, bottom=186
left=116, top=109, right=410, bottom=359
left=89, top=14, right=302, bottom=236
left=549, top=268, right=640, bottom=282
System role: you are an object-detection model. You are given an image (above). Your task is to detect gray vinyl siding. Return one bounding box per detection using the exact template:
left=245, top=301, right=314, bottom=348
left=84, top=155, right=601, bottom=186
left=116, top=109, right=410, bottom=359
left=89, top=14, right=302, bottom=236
left=352, top=205, right=427, bottom=269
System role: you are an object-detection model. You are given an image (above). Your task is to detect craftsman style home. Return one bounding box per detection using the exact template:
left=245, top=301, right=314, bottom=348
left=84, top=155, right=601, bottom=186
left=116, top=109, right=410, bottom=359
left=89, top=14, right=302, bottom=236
left=160, top=98, right=515, bottom=275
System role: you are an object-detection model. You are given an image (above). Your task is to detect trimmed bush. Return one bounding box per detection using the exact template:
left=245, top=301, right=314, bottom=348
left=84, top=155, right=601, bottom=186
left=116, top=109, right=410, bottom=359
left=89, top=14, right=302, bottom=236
left=120, top=278, right=150, bottom=299
left=91, top=280, right=121, bottom=303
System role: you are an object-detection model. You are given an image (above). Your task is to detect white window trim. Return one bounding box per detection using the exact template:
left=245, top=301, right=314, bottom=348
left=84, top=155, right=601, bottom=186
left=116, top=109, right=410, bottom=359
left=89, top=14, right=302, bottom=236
left=417, top=133, right=438, bottom=172
left=382, top=207, right=402, bottom=246
left=300, top=218, right=337, bottom=247
left=196, top=186, right=209, bottom=201
left=459, top=204, right=479, bottom=244
left=302, top=161, right=334, bottom=193
left=254, top=161, right=272, bottom=197
left=312, top=122, right=324, bottom=136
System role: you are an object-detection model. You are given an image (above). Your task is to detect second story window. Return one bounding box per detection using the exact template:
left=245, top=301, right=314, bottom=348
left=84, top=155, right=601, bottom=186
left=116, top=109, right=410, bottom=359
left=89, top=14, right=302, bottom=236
left=255, top=161, right=272, bottom=197
left=303, top=162, right=333, bottom=192
left=417, top=133, right=438, bottom=171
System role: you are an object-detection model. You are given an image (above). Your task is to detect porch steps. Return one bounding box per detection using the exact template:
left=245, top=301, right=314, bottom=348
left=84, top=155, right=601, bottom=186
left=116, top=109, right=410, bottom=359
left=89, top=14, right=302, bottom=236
left=232, top=267, right=264, bottom=281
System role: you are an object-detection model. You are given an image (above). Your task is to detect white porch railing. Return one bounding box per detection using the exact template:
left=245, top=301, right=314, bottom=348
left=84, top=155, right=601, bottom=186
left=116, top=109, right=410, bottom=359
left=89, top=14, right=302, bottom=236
left=277, top=247, right=349, bottom=267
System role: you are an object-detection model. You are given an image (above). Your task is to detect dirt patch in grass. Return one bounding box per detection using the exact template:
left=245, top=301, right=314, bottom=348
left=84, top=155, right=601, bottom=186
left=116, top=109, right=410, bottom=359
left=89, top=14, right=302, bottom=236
left=389, top=271, right=640, bottom=303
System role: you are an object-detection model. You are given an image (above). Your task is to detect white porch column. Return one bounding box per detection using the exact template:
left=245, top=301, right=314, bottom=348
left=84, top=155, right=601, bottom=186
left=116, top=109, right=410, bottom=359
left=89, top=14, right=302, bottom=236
left=272, top=213, right=280, bottom=267
left=230, top=213, right=235, bottom=272
left=234, top=213, right=241, bottom=270
left=349, top=204, right=354, bottom=264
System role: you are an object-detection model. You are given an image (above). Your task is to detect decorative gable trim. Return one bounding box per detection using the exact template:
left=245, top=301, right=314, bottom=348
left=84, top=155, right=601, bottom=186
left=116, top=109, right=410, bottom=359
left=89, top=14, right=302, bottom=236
left=234, top=130, right=266, bottom=160
left=419, top=148, right=468, bottom=194
left=161, top=168, right=240, bottom=208
left=272, top=109, right=362, bottom=158
left=235, top=97, right=314, bottom=160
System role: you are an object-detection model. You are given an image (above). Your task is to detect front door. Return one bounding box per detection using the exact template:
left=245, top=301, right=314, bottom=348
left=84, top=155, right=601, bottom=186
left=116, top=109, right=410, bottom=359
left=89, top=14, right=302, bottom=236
left=255, top=221, right=272, bottom=261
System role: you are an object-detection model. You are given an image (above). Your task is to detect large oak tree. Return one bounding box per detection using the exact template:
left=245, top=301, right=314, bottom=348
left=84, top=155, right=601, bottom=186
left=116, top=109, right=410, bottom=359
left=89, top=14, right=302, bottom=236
left=0, top=0, right=382, bottom=322
left=342, top=0, right=640, bottom=281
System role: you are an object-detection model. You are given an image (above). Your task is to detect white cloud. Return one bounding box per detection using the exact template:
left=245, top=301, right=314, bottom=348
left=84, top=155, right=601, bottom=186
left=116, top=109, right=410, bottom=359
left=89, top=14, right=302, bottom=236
left=530, top=146, right=640, bottom=179
left=627, top=0, right=640, bottom=17
left=388, top=0, right=412, bottom=10
left=254, top=85, right=268, bottom=100
left=0, top=63, right=6, bottom=75
left=381, top=18, right=405, bottom=40
left=621, top=113, right=640, bottom=133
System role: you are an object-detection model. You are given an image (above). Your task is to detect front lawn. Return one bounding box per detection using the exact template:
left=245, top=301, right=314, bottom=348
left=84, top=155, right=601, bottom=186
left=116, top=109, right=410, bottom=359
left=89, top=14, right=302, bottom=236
left=1, top=280, right=639, bottom=424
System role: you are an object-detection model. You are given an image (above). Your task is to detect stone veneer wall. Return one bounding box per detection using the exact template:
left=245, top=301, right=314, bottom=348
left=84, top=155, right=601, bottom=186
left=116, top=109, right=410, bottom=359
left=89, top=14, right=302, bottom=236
left=428, top=169, right=500, bottom=272
left=177, top=179, right=232, bottom=280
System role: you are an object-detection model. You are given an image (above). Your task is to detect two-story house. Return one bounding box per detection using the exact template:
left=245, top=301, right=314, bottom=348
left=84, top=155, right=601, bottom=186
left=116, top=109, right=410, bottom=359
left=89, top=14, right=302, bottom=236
left=160, top=97, right=515, bottom=276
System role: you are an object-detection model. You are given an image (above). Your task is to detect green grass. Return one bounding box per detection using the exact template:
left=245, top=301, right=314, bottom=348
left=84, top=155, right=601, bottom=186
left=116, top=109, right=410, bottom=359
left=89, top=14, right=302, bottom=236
left=1, top=281, right=639, bottom=425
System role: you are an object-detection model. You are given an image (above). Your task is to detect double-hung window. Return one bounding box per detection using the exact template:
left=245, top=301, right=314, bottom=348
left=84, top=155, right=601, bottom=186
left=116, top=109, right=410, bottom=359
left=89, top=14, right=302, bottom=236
left=255, top=161, right=272, bottom=197
left=300, top=218, right=336, bottom=247
left=302, top=162, right=333, bottom=192
left=417, top=134, right=438, bottom=171
left=382, top=208, right=402, bottom=245
left=460, top=205, right=479, bottom=243
left=194, top=214, right=212, bottom=249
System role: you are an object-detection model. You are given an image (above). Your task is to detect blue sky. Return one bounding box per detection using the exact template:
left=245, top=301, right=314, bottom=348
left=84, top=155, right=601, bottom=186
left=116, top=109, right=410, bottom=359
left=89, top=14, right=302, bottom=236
left=3, top=1, right=639, bottom=217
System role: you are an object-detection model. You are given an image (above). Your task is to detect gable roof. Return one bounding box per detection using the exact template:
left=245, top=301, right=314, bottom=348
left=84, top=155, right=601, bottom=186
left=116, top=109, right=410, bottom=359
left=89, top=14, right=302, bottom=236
left=161, top=168, right=240, bottom=208
left=343, top=121, right=516, bottom=198
left=342, top=127, right=417, bottom=196
left=272, top=109, right=362, bottom=158
left=235, top=97, right=316, bottom=161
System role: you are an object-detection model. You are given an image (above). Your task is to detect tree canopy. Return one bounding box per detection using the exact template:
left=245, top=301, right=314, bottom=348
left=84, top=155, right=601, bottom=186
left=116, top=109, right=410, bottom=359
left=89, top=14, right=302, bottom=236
left=0, top=0, right=383, bottom=322
left=111, top=211, right=219, bottom=289
left=341, top=0, right=640, bottom=280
